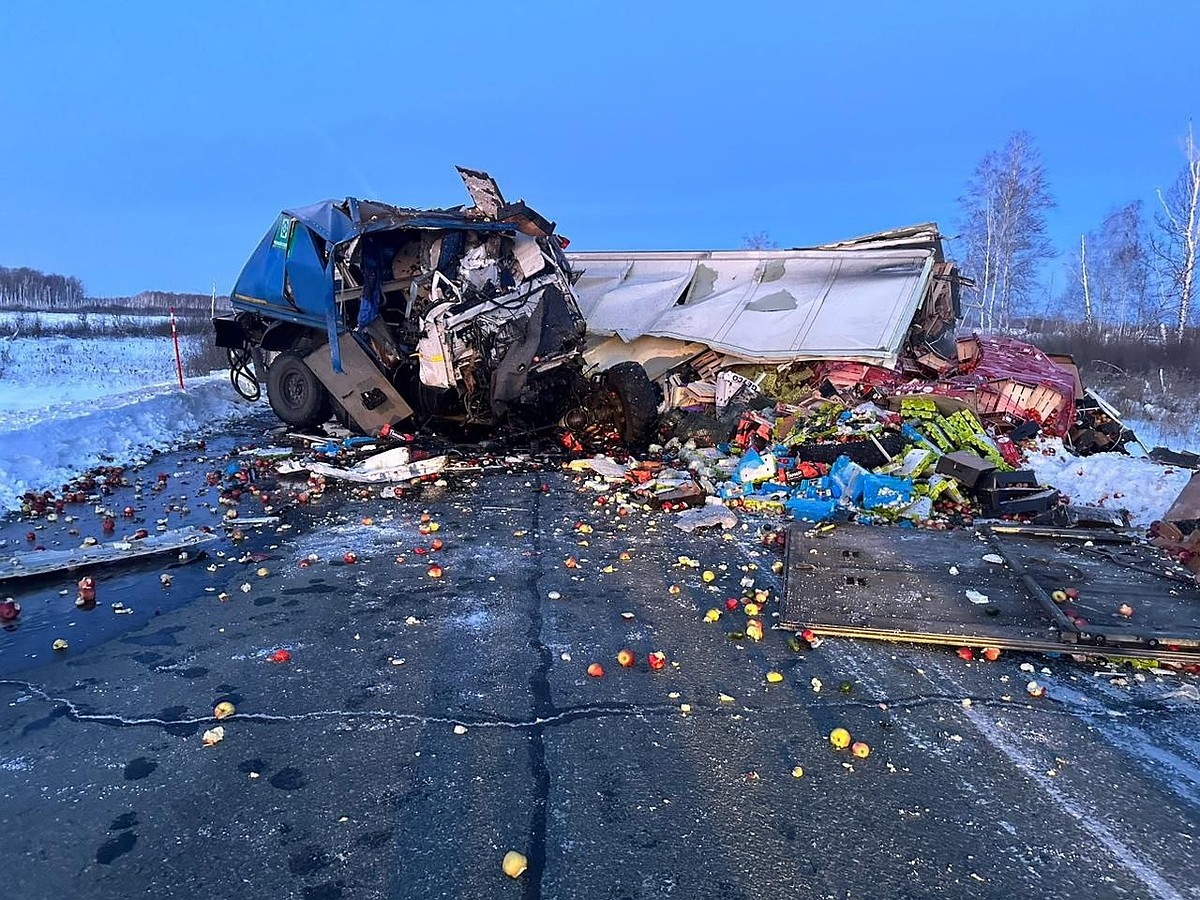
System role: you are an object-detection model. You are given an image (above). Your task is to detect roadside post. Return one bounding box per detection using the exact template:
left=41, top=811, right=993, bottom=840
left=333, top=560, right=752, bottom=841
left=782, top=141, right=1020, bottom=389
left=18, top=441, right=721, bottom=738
left=170, top=306, right=185, bottom=390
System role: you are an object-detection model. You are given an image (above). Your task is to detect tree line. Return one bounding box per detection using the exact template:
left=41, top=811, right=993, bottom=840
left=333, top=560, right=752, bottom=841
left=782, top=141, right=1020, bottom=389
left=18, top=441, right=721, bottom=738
left=0, top=266, right=85, bottom=309
left=0, top=266, right=228, bottom=315
left=957, top=125, right=1200, bottom=342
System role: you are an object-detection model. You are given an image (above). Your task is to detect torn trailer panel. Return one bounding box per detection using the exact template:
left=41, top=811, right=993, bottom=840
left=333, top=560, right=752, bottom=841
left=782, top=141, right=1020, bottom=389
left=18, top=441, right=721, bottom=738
left=568, top=224, right=963, bottom=370
left=569, top=249, right=936, bottom=367
left=781, top=523, right=1200, bottom=662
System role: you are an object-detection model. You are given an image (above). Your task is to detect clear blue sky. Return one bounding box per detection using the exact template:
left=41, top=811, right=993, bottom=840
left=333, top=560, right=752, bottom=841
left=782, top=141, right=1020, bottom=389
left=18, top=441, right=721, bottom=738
left=1, top=1, right=1197, bottom=298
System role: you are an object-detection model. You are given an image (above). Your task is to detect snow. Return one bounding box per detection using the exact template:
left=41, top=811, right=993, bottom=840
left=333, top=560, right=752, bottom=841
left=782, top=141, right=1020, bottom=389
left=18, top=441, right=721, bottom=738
left=1023, top=438, right=1193, bottom=526
left=0, top=335, right=261, bottom=513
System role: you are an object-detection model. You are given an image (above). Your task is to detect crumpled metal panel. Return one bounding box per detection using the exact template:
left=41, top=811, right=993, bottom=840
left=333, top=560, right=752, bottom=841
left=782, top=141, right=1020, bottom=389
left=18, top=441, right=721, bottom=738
left=569, top=249, right=934, bottom=367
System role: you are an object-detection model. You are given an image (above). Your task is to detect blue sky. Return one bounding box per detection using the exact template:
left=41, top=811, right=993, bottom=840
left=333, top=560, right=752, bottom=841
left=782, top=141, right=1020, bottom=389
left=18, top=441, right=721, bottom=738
left=1, top=1, right=1197, bottom=298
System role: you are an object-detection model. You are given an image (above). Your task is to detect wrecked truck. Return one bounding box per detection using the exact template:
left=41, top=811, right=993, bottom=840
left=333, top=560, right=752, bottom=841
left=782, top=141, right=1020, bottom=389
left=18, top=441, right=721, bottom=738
left=213, top=167, right=658, bottom=446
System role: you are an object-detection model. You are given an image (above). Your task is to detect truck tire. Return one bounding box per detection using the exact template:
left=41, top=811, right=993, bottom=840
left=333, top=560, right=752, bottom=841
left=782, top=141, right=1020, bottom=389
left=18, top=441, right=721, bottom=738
left=603, top=362, right=660, bottom=448
left=266, top=351, right=332, bottom=429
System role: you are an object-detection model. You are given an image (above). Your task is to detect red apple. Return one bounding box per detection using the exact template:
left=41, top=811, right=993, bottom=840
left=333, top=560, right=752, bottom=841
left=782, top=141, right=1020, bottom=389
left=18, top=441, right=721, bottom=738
left=616, top=649, right=636, bottom=668
left=587, top=662, right=604, bottom=678
left=267, top=648, right=291, bottom=663
left=648, top=651, right=667, bottom=671
left=427, top=564, right=444, bottom=578
left=982, top=647, right=1001, bottom=662
left=957, top=647, right=974, bottom=661
left=343, top=551, right=358, bottom=564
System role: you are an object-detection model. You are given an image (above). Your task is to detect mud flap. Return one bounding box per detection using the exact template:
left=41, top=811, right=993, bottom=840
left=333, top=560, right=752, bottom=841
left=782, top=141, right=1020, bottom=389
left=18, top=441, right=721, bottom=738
left=304, top=335, right=414, bottom=433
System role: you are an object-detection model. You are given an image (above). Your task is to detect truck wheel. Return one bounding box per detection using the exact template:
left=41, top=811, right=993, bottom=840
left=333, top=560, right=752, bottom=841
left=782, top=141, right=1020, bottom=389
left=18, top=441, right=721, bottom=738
left=603, top=362, right=660, bottom=448
left=266, top=351, right=332, bottom=429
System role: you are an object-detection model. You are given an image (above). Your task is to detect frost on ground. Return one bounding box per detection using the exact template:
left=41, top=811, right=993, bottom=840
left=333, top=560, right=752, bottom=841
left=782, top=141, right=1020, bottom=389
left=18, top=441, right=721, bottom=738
left=0, top=332, right=261, bottom=512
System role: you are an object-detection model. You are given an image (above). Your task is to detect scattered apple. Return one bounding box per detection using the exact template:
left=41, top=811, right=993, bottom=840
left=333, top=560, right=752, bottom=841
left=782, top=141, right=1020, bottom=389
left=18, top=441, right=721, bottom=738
left=725, top=598, right=740, bottom=611
left=502, top=850, right=528, bottom=879
left=1051, top=590, right=1068, bottom=603
left=982, top=647, right=1001, bottom=662
left=616, top=649, right=636, bottom=668
left=829, top=727, right=851, bottom=749
left=427, top=564, right=444, bottom=578
left=648, top=651, right=667, bottom=671
left=267, top=648, right=291, bottom=663
left=0, top=600, right=21, bottom=621
left=587, top=662, right=605, bottom=678
left=1118, top=603, right=1134, bottom=617
left=430, top=538, right=444, bottom=551
left=851, top=741, right=871, bottom=759
left=343, top=551, right=358, bottom=564
left=745, top=620, right=764, bottom=642
left=956, top=647, right=974, bottom=661
left=703, top=608, right=721, bottom=623
left=702, top=570, right=716, bottom=583
left=213, top=701, right=236, bottom=720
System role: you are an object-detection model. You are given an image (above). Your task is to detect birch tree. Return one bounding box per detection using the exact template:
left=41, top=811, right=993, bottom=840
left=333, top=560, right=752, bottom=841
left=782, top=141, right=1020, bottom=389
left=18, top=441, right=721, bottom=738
left=957, top=131, right=1056, bottom=329
left=1061, top=202, right=1154, bottom=332
left=1152, top=124, right=1200, bottom=340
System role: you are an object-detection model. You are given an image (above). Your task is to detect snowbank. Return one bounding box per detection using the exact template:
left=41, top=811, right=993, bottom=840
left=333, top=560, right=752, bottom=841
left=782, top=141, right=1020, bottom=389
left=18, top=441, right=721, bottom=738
left=1022, top=438, right=1192, bottom=527
left=0, top=334, right=216, bottom=410
left=0, top=374, right=261, bottom=512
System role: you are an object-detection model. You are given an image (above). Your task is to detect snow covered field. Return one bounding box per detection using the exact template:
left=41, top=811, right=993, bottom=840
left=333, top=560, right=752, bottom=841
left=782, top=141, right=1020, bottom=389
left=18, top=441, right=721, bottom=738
left=0, top=334, right=261, bottom=511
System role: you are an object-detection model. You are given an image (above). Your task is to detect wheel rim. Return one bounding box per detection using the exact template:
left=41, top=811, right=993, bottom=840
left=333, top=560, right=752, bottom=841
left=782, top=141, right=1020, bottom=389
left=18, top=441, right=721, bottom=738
left=282, top=370, right=309, bottom=408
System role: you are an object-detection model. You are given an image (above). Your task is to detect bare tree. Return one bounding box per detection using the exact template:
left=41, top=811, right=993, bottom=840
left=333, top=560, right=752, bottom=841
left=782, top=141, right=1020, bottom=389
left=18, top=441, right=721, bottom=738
left=741, top=230, right=778, bottom=250
left=1152, top=123, right=1200, bottom=341
left=957, top=131, right=1056, bottom=330
left=1060, top=202, right=1155, bottom=333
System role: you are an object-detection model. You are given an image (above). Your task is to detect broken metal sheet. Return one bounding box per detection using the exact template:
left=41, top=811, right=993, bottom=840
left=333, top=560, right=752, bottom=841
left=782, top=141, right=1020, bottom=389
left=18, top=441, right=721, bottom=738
left=0, top=527, right=218, bottom=582
left=455, top=166, right=506, bottom=218
left=569, top=249, right=934, bottom=367
left=781, top=524, right=1200, bottom=661
left=583, top=334, right=716, bottom=382
left=305, top=452, right=448, bottom=485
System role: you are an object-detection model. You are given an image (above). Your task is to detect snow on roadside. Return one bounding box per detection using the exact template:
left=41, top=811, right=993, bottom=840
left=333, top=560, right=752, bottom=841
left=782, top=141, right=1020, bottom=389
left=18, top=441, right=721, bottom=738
left=1022, top=438, right=1192, bottom=527
left=0, top=374, right=262, bottom=513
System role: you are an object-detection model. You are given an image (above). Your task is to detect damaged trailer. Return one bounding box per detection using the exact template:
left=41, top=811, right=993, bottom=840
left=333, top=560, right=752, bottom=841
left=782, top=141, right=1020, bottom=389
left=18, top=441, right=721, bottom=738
left=213, top=168, right=659, bottom=446
left=570, top=224, right=962, bottom=379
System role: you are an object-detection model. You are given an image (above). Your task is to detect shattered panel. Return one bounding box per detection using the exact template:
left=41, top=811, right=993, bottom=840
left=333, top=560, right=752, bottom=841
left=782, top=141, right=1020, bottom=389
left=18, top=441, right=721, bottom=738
left=569, top=249, right=934, bottom=366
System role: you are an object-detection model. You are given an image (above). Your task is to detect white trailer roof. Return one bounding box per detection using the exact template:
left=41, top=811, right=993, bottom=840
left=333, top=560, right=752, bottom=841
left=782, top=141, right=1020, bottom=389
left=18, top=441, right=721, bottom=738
left=567, top=248, right=935, bottom=367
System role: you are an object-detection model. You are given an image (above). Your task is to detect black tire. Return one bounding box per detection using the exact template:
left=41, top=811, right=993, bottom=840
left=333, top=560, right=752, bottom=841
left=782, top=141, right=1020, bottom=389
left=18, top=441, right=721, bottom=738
left=266, top=351, right=332, bottom=429
left=603, top=362, right=660, bottom=448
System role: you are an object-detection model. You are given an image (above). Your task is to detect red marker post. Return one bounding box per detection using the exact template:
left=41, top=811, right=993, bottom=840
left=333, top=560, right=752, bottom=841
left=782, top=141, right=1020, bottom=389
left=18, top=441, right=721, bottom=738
left=170, top=306, right=185, bottom=390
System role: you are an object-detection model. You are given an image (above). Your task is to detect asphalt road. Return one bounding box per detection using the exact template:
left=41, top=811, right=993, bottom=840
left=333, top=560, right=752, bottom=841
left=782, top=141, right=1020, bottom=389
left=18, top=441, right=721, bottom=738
left=1, top=413, right=1198, bottom=900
